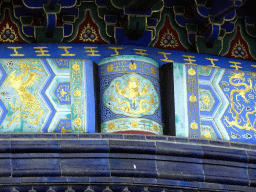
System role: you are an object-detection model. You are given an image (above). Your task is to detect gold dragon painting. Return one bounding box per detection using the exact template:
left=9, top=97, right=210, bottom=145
left=3, top=60, right=44, bottom=127
left=224, top=71, right=256, bottom=133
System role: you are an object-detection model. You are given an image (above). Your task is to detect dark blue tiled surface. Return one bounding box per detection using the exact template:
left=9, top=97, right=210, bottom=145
left=61, top=158, right=110, bottom=176
left=109, top=140, right=156, bottom=154
left=156, top=160, right=204, bottom=181
left=124, top=134, right=146, bottom=140
left=202, top=145, right=248, bottom=162
left=79, top=134, right=101, bottom=139
left=174, top=137, right=189, bottom=143
left=109, top=153, right=156, bottom=160
left=101, top=134, right=124, bottom=139
left=111, top=176, right=134, bottom=184
left=11, top=134, right=34, bottom=139
left=110, top=158, right=157, bottom=178
left=33, top=134, right=57, bottom=139
left=0, top=140, right=11, bottom=152
left=146, top=135, right=167, bottom=141
left=0, top=159, right=11, bottom=176
left=60, top=133, right=79, bottom=139
left=156, top=142, right=203, bottom=158
left=60, top=140, right=109, bottom=153
left=0, top=134, right=256, bottom=191
left=11, top=140, right=60, bottom=152
left=209, top=140, right=230, bottom=147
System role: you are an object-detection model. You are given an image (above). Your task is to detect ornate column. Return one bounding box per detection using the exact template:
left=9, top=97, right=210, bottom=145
left=98, top=55, right=163, bottom=135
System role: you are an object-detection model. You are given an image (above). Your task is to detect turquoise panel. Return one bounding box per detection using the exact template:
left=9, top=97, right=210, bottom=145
left=0, top=58, right=94, bottom=133
left=99, top=55, right=163, bottom=135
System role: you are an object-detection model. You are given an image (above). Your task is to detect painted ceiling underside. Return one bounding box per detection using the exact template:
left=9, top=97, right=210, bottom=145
left=0, top=0, right=255, bottom=61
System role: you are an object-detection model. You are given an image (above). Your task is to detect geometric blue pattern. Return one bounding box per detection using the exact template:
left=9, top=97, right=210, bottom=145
left=54, top=82, right=71, bottom=105
left=39, top=59, right=56, bottom=132
left=0, top=62, right=7, bottom=126
left=199, top=83, right=221, bottom=118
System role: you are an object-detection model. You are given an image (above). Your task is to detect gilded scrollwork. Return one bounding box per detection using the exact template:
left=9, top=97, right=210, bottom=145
left=103, top=73, right=159, bottom=117
left=223, top=71, right=256, bottom=132
left=3, top=60, right=44, bottom=126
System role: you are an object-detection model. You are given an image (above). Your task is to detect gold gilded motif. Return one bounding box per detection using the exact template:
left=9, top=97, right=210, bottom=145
left=158, top=52, right=174, bottom=62
left=190, top=122, right=198, bottom=130
left=107, top=64, right=113, bottom=72
left=206, top=58, right=219, bottom=67
left=224, top=72, right=256, bottom=132
left=110, top=76, right=156, bottom=115
left=7, top=47, right=24, bottom=56
left=72, top=62, right=80, bottom=71
left=151, top=67, right=155, bottom=75
left=61, top=126, right=72, bottom=133
left=129, top=62, right=137, bottom=70
left=153, top=124, right=158, bottom=132
left=33, top=47, right=50, bottom=56
left=4, top=60, right=44, bottom=126
left=229, top=61, right=242, bottom=70
left=58, top=46, right=75, bottom=56
left=202, top=132, right=211, bottom=139
left=108, top=122, right=115, bottom=130
left=188, top=67, right=196, bottom=76
left=74, top=117, right=82, bottom=125
left=60, top=89, right=68, bottom=97
left=74, top=89, right=82, bottom=97
left=131, top=120, right=138, bottom=128
left=189, top=95, right=197, bottom=103
left=203, top=96, right=210, bottom=105
left=183, top=55, right=196, bottom=65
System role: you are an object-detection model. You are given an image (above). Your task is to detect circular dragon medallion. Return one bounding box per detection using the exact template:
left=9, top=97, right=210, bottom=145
left=103, top=73, right=159, bottom=117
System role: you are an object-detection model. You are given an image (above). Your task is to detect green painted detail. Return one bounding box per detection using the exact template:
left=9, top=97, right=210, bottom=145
left=199, top=89, right=215, bottom=112
left=197, top=65, right=212, bottom=76
left=201, top=124, right=217, bottom=139
left=101, top=117, right=163, bottom=135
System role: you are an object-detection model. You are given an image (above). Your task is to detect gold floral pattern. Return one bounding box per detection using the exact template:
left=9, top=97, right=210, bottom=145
left=73, top=89, right=82, bottom=97
left=190, top=121, right=198, bottom=130
left=79, top=23, right=99, bottom=42
left=129, top=62, right=137, bottom=70
left=131, top=120, right=138, bottom=128
left=72, top=62, right=80, bottom=71
left=74, top=117, right=82, bottom=126
left=0, top=23, right=18, bottom=43
left=107, top=64, right=113, bottom=72
left=108, top=122, right=115, bottom=130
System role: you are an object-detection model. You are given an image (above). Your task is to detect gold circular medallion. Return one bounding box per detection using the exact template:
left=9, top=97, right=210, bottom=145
left=107, top=64, right=113, bottom=72
left=203, top=132, right=211, bottom=139
left=131, top=120, right=138, bottom=128
left=203, top=96, right=210, bottom=105
left=129, top=62, right=137, bottom=70
left=189, top=95, right=197, bottom=103
left=74, top=89, right=82, bottom=97
left=74, top=117, right=82, bottom=125
left=108, top=122, right=115, bottom=130
left=153, top=124, right=158, bottom=132
left=190, top=122, right=198, bottom=130
left=72, top=63, right=80, bottom=71
left=188, top=68, right=196, bottom=76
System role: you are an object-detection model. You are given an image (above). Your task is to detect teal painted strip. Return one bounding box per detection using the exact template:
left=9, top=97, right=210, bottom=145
left=186, top=64, right=201, bottom=138
left=173, top=63, right=188, bottom=137
left=70, top=59, right=85, bottom=133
